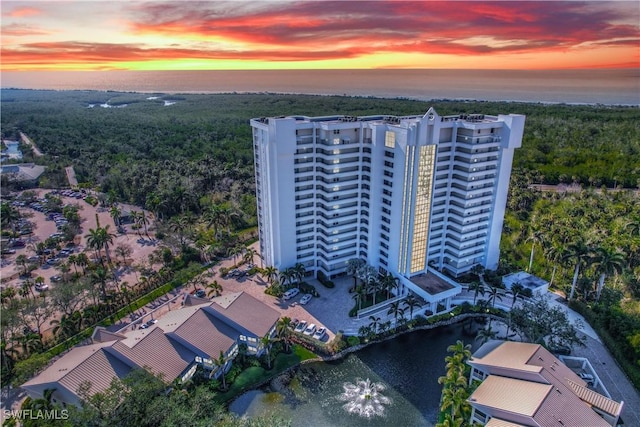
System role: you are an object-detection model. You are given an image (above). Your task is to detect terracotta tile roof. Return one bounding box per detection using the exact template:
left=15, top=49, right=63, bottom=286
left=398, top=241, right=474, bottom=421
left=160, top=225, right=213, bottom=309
left=91, top=327, right=126, bottom=343
left=532, top=384, right=610, bottom=427
left=485, top=419, right=528, bottom=427
left=567, top=379, right=623, bottom=417
left=22, top=341, right=117, bottom=385
left=468, top=341, right=621, bottom=427
left=469, top=340, right=542, bottom=374
left=469, top=375, right=551, bottom=416
left=172, top=309, right=238, bottom=358
left=527, top=346, right=585, bottom=387
left=21, top=292, right=280, bottom=405
left=58, top=349, right=134, bottom=397
left=207, top=292, right=280, bottom=337
left=112, top=328, right=196, bottom=381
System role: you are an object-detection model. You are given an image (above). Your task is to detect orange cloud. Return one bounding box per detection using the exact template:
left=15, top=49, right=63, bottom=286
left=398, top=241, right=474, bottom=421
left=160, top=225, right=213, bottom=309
left=1, top=23, right=52, bottom=37
left=5, top=6, right=41, bottom=18
left=1, top=1, right=638, bottom=70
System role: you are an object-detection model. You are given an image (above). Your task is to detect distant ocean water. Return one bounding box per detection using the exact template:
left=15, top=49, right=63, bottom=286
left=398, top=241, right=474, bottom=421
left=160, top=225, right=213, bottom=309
left=2, top=68, right=639, bottom=105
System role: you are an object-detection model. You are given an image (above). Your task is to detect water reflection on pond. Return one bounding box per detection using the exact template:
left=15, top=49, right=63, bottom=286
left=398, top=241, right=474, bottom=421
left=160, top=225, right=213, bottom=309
left=230, top=322, right=480, bottom=427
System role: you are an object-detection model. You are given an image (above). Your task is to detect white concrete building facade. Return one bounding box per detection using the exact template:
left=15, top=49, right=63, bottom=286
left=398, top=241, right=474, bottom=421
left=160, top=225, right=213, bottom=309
left=250, top=108, right=525, bottom=282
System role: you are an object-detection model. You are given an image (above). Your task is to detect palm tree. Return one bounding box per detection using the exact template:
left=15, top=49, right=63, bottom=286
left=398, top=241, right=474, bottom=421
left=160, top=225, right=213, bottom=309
left=137, top=210, right=150, bottom=237
left=243, top=247, right=258, bottom=266
left=262, top=266, right=279, bottom=286
left=380, top=272, right=399, bottom=299
left=346, top=258, right=365, bottom=287
left=360, top=266, right=378, bottom=304
left=85, top=218, right=115, bottom=265
left=544, top=243, right=566, bottom=288
left=279, top=268, right=295, bottom=289
left=189, top=275, right=207, bottom=293
left=76, top=252, right=89, bottom=274
left=387, top=301, right=405, bottom=328
left=92, top=267, right=110, bottom=298
left=526, top=228, right=546, bottom=272
left=213, top=350, right=229, bottom=389
left=591, top=246, right=626, bottom=302
left=276, top=317, right=292, bottom=352
left=403, top=293, right=422, bottom=319
left=15, top=254, right=29, bottom=276
left=509, top=283, right=525, bottom=307
left=563, top=239, right=590, bottom=301
left=206, top=280, right=223, bottom=297
left=261, top=334, right=274, bottom=369
left=109, top=204, right=122, bottom=227
left=291, top=262, right=306, bottom=284
left=352, top=286, right=364, bottom=312
left=487, top=286, right=503, bottom=308
left=476, top=325, right=497, bottom=345
left=368, top=315, right=381, bottom=334
left=204, top=204, right=229, bottom=238
left=227, top=244, right=245, bottom=265
left=468, top=281, right=485, bottom=305
left=169, top=215, right=191, bottom=246
left=21, top=279, right=35, bottom=299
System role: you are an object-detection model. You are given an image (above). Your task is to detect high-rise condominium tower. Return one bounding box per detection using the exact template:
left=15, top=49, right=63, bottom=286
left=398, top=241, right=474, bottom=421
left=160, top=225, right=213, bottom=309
left=251, top=108, right=525, bottom=282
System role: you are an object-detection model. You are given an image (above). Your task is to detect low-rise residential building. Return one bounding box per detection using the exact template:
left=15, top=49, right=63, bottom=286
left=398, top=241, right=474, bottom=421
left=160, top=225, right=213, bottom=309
left=467, top=340, right=624, bottom=427
left=22, top=291, right=280, bottom=407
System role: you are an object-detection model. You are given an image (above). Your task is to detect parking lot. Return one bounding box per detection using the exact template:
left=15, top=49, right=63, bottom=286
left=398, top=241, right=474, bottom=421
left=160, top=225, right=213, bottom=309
left=1, top=189, right=158, bottom=338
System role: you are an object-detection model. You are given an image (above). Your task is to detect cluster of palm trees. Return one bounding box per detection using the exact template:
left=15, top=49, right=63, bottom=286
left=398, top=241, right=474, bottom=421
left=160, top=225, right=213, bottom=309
left=85, top=215, right=116, bottom=265
left=259, top=263, right=306, bottom=290
left=347, top=259, right=403, bottom=312
left=520, top=196, right=639, bottom=304
left=436, top=341, right=473, bottom=427
left=361, top=293, right=424, bottom=338
left=109, top=204, right=151, bottom=237
left=527, top=226, right=628, bottom=303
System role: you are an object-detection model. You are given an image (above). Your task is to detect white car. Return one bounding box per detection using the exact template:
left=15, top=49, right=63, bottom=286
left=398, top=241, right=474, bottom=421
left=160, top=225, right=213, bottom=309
left=294, top=320, right=307, bottom=333
left=299, top=293, right=312, bottom=305
left=35, top=283, right=49, bottom=292
left=283, top=288, right=300, bottom=300
left=303, top=323, right=316, bottom=336
left=313, top=327, right=326, bottom=340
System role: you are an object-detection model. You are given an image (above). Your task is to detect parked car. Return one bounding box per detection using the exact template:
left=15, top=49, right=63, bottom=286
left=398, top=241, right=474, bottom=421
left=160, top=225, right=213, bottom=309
left=35, top=283, right=49, bottom=292
left=299, top=293, right=313, bottom=305
left=283, top=288, right=300, bottom=300
left=139, top=319, right=158, bottom=329
left=51, top=275, right=62, bottom=283
left=313, top=327, right=326, bottom=340
left=11, top=240, right=25, bottom=248
left=294, top=320, right=307, bottom=333
left=194, top=289, right=206, bottom=298
left=303, top=323, right=317, bottom=336
left=289, top=318, right=300, bottom=329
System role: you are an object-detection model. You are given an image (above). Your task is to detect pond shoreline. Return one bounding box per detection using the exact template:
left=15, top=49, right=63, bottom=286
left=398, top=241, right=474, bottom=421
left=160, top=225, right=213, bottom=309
left=228, top=312, right=498, bottom=406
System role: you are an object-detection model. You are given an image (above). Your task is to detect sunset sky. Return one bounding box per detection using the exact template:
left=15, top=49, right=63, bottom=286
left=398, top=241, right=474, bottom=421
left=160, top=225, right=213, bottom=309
left=2, top=1, right=639, bottom=71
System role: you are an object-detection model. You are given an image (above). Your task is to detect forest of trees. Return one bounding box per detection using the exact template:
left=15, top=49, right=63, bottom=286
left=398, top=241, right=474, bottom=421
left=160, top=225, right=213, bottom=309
left=1, top=90, right=639, bottom=405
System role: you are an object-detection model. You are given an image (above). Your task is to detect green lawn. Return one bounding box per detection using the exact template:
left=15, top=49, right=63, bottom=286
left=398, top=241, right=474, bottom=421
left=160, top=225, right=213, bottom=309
left=216, top=345, right=318, bottom=403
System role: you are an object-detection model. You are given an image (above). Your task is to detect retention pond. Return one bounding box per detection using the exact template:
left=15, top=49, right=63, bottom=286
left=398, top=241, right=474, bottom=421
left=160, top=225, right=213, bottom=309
left=230, top=321, right=481, bottom=426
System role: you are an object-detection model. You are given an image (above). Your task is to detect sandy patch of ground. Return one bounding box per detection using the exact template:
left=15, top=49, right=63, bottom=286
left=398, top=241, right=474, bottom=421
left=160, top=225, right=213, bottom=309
left=1, top=189, right=157, bottom=336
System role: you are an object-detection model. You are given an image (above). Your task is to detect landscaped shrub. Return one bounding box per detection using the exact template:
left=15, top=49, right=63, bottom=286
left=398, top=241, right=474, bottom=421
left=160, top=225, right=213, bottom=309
left=299, top=282, right=319, bottom=297
left=346, top=336, right=360, bottom=347
left=317, top=270, right=335, bottom=288
left=265, top=284, right=284, bottom=297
